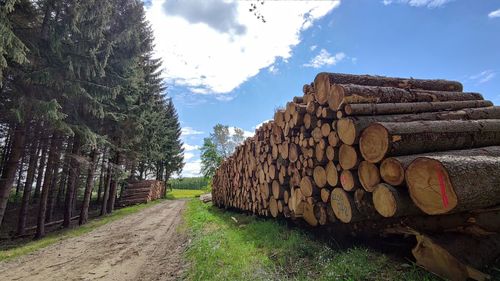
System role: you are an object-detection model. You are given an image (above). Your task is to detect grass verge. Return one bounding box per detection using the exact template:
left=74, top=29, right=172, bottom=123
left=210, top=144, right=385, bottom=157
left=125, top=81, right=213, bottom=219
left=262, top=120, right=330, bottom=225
left=183, top=199, right=439, bottom=281
left=166, top=189, right=206, bottom=200
left=0, top=199, right=164, bottom=262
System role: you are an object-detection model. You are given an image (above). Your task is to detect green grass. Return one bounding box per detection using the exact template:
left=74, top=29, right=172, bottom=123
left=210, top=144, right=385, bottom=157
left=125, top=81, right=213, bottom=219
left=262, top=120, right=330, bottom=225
left=0, top=200, right=164, bottom=262
left=166, top=189, right=206, bottom=199
left=182, top=200, right=439, bottom=281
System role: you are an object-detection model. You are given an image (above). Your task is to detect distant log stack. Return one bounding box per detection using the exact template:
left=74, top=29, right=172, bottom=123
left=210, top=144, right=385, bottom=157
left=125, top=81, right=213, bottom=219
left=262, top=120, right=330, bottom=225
left=119, top=180, right=165, bottom=206
left=212, top=72, right=500, bottom=280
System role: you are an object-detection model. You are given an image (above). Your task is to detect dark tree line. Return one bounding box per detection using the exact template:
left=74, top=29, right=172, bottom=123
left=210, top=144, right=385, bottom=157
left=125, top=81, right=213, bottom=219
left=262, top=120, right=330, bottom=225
left=0, top=0, right=184, bottom=238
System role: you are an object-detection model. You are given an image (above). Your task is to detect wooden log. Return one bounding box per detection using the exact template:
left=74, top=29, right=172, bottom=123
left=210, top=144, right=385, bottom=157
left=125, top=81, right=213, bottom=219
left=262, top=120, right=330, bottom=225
left=339, top=144, right=360, bottom=170
left=313, top=166, right=327, bottom=188
left=303, top=201, right=318, bottom=226
left=328, top=84, right=479, bottom=110
left=272, top=180, right=285, bottom=199
left=269, top=198, right=279, bottom=217
left=340, top=170, right=360, bottom=192
left=379, top=156, right=414, bottom=186
left=344, top=100, right=493, bottom=116
left=314, top=202, right=328, bottom=225
left=320, top=188, right=331, bottom=203
left=353, top=189, right=378, bottom=218
left=337, top=106, right=500, bottom=145
left=289, top=143, right=299, bottom=163
left=357, top=161, right=380, bottom=192
left=330, top=188, right=367, bottom=223
left=372, top=183, right=420, bottom=218
left=326, top=161, right=338, bottom=187
left=327, top=131, right=339, bottom=147
left=314, top=73, right=463, bottom=106
left=405, top=146, right=500, bottom=215
left=299, top=176, right=319, bottom=197
left=360, top=119, right=500, bottom=163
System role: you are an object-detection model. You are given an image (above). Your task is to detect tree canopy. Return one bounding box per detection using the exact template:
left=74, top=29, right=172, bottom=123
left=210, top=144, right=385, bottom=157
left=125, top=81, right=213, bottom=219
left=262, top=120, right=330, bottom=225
left=0, top=0, right=184, bottom=236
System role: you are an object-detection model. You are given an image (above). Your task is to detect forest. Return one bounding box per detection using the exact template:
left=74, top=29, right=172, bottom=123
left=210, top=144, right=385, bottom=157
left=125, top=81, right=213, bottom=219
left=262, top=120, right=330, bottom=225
left=0, top=0, right=183, bottom=238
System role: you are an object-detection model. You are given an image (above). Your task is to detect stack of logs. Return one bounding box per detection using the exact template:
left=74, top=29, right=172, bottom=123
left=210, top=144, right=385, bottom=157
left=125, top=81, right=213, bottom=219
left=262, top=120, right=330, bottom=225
left=119, top=180, right=165, bottom=206
left=212, top=72, right=500, bottom=281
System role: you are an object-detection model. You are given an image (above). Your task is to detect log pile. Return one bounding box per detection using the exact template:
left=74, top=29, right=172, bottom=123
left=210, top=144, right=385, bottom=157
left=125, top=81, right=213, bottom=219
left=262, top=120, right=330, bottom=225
left=119, top=180, right=165, bottom=206
left=212, top=72, right=500, bottom=280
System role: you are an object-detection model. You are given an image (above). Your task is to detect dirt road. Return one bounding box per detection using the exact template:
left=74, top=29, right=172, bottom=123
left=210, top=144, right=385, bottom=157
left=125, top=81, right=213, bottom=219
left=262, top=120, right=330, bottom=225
left=0, top=200, right=188, bottom=281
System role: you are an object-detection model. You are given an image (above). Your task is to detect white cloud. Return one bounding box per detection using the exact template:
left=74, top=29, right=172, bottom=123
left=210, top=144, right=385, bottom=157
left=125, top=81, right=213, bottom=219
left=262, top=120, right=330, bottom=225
left=183, top=143, right=200, bottom=151
left=469, top=70, right=496, bottom=84
left=184, top=152, right=195, bottom=161
left=268, top=65, right=279, bottom=75
left=488, top=9, right=500, bottom=18
left=383, top=0, right=453, bottom=8
left=304, top=49, right=346, bottom=68
left=310, top=45, right=317, bottom=51
left=146, top=0, right=340, bottom=94
left=181, top=127, right=204, bottom=137
left=182, top=159, right=202, bottom=177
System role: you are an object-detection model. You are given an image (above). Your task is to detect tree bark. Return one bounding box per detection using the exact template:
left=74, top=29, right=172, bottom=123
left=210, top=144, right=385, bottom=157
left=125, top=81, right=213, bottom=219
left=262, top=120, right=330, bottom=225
left=107, top=152, right=121, bottom=213
left=343, top=100, right=493, bottom=116
left=79, top=148, right=98, bottom=225
left=360, top=119, right=500, bottom=163
left=96, top=149, right=106, bottom=204
left=0, top=124, right=26, bottom=228
left=100, top=163, right=111, bottom=216
left=314, top=73, right=463, bottom=106
left=33, top=138, right=49, bottom=200
left=17, top=131, right=41, bottom=235
left=338, top=106, right=500, bottom=145
left=35, top=132, right=61, bottom=239
left=63, top=136, right=82, bottom=228
left=328, top=84, right=481, bottom=110
left=405, top=146, right=500, bottom=215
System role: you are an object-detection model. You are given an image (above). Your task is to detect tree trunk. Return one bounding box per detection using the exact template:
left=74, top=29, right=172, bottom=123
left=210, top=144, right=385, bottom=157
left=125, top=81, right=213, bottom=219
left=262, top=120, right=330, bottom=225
left=100, top=164, right=111, bottom=216
left=17, top=132, right=41, bottom=235
left=35, top=132, right=61, bottom=239
left=79, top=148, right=98, bottom=225
left=106, top=152, right=121, bottom=214
left=96, top=149, right=106, bottom=204
left=357, top=161, right=380, bottom=192
left=405, top=146, right=500, bottom=215
left=15, top=151, right=26, bottom=199
left=314, top=73, right=463, bottom=106
left=63, top=136, right=82, bottom=228
left=343, top=100, right=493, bottom=116
left=360, top=119, right=500, bottom=163
left=328, top=84, right=481, bottom=110
left=338, top=106, right=500, bottom=145
left=0, top=124, right=26, bottom=228
left=33, top=138, right=49, bottom=200
left=46, top=143, right=63, bottom=223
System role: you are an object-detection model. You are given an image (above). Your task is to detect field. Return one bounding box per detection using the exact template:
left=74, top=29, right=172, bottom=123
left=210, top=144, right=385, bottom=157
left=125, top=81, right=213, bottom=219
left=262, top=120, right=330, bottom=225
left=182, top=199, right=439, bottom=281
left=166, top=189, right=206, bottom=199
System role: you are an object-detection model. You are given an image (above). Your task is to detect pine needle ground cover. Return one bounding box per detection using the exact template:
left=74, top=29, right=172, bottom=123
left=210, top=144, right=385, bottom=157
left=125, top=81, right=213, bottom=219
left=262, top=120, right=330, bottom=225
left=182, top=199, right=438, bottom=281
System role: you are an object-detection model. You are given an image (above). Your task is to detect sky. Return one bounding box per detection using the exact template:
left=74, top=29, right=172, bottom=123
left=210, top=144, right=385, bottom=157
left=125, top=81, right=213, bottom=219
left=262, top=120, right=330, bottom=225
left=144, top=0, right=500, bottom=177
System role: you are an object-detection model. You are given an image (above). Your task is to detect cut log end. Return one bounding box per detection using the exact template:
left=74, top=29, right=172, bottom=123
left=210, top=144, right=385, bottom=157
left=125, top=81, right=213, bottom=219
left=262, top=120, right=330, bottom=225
left=330, top=188, right=354, bottom=223
left=337, top=118, right=357, bottom=145
left=358, top=161, right=380, bottom=192
left=372, top=183, right=398, bottom=217
left=380, top=158, right=405, bottom=186
left=359, top=123, right=389, bottom=163
left=339, top=144, right=359, bottom=170
left=406, top=157, right=458, bottom=215
left=313, top=166, right=327, bottom=188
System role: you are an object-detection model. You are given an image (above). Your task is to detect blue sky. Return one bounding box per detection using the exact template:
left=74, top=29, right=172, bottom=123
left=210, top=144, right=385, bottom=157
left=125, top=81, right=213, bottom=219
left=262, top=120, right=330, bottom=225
left=144, top=0, right=500, bottom=177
